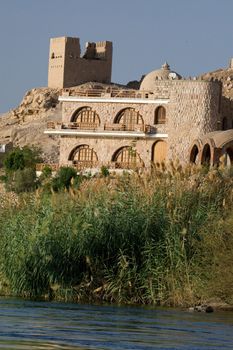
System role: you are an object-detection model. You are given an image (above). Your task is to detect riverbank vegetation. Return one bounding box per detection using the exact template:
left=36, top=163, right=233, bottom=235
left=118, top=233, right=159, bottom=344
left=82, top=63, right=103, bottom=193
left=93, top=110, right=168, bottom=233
left=0, top=156, right=233, bottom=306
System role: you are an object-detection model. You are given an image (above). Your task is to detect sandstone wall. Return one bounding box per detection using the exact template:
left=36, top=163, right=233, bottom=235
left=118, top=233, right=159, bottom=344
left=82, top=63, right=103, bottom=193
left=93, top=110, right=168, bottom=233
left=59, top=80, right=221, bottom=166
left=59, top=136, right=158, bottom=168
left=62, top=101, right=169, bottom=133
left=167, top=80, right=221, bottom=163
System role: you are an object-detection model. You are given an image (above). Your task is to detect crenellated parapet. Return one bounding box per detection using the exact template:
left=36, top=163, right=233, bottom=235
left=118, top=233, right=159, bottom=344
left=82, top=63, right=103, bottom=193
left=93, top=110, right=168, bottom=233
left=48, top=37, right=112, bottom=89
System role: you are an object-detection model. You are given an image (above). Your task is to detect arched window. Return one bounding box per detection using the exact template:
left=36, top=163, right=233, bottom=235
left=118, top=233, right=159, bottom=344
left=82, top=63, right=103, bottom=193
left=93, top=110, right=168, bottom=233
left=69, top=145, right=98, bottom=165
left=222, top=117, right=228, bottom=130
left=154, top=106, right=166, bottom=124
left=114, top=108, right=144, bottom=131
left=112, top=146, right=144, bottom=169
left=190, top=145, right=199, bottom=164
left=71, top=107, right=100, bottom=127
left=201, top=144, right=211, bottom=166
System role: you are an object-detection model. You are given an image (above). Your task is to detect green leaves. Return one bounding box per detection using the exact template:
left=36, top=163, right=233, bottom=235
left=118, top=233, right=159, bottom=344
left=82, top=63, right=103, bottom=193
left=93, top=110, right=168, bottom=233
left=4, top=146, right=41, bottom=172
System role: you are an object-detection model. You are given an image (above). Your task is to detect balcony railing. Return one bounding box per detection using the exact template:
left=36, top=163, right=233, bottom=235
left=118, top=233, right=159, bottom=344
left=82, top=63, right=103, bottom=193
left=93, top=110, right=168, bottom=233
left=62, top=88, right=155, bottom=100
left=36, top=161, right=144, bottom=172
left=46, top=122, right=157, bottom=134
left=36, top=163, right=60, bottom=171
left=47, top=121, right=99, bottom=131
left=104, top=123, right=144, bottom=132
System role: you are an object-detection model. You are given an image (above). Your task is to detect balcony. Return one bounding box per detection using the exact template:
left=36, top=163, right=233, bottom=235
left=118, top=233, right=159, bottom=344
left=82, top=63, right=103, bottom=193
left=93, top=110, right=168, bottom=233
left=46, top=122, right=158, bottom=135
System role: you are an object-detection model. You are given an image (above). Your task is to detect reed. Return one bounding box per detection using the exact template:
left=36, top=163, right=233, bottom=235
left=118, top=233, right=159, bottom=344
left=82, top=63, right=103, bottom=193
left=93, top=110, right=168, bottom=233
left=0, top=165, right=232, bottom=306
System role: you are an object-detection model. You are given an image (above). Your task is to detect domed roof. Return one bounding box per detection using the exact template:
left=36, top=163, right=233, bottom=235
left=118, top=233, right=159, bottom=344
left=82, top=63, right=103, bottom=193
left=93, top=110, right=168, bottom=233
left=140, top=62, right=182, bottom=91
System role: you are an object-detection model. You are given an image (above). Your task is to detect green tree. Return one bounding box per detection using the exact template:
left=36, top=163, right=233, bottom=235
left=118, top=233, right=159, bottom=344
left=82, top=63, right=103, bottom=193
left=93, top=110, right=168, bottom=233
left=4, top=146, right=41, bottom=172
left=3, top=146, right=41, bottom=193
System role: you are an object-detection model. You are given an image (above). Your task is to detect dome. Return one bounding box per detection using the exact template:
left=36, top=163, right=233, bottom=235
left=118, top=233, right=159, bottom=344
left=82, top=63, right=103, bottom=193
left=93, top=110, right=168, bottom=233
left=140, top=62, right=182, bottom=91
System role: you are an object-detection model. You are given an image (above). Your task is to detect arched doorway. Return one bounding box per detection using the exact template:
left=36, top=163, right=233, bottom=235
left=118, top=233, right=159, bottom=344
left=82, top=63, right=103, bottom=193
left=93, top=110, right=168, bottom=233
left=201, top=144, right=211, bottom=166
left=223, top=147, right=233, bottom=166
left=190, top=145, right=199, bottom=164
left=69, top=145, right=98, bottom=169
left=114, top=108, right=144, bottom=131
left=112, top=146, right=144, bottom=169
left=152, top=140, right=167, bottom=164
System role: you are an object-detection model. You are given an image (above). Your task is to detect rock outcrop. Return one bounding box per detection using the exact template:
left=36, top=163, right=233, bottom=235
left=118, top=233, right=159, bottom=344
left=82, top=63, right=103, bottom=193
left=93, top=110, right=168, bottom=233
left=200, top=66, right=233, bottom=124
left=0, top=87, right=62, bottom=163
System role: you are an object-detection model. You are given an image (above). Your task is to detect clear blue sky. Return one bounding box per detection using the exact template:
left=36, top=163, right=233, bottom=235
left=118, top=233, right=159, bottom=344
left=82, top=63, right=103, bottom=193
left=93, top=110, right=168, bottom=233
left=0, top=0, right=233, bottom=113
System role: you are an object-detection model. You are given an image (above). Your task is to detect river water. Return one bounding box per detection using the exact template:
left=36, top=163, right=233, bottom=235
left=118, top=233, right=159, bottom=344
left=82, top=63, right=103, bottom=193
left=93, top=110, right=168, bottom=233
left=0, top=298, right=232, bottom=349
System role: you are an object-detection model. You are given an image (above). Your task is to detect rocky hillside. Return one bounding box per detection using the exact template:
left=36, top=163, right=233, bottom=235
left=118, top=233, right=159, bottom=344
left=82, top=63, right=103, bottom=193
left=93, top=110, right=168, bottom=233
left=200, top=67, right=233, bottom=99
left=0, top=87, right=62, bottom=163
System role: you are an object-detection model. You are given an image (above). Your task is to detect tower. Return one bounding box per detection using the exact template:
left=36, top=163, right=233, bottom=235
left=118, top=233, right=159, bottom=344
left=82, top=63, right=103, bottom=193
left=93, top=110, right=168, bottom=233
left=48, top=37, right=80, bottom=89
left=48, top=36, right=113, bottom=89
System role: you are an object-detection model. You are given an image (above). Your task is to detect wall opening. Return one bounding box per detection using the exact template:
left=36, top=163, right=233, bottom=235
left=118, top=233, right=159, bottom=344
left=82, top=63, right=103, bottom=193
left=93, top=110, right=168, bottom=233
left=222, top=117, right=228, bottom=130
left=69, top=144, right=98, bottom=165
left=190, top=145, right=199, bottom=164
left=225, top=147, right=233, bottom=166
left=71, top=107, right=100, bottom=127
left=201, top=144, right=211, bottom=166
left=154, top=106, right=166, bottom=124
left=152, top=140, right=167, bottom=164
left=114, top=108, right=144, bottom=131
left=112, top=146, right=144, bottom=169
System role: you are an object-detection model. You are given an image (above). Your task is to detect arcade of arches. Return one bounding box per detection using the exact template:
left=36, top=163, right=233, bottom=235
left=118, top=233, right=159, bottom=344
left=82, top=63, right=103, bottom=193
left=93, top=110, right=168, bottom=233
left=69, top=106, right=168, bottom=132
left=67, top=141, right=169, bottom=169
left=190, top=130, right=233, bottom=166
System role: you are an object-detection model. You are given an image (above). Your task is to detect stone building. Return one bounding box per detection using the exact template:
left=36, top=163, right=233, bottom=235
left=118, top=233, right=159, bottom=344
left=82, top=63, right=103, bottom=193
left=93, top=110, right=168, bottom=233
left=45, top=39, right=233, bottom=170
left=48, top=37, right=112, bottom=89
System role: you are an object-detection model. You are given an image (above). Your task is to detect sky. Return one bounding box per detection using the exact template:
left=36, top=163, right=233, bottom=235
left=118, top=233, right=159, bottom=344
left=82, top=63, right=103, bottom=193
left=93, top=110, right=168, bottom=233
left=0, top=0, right=233, bottom=113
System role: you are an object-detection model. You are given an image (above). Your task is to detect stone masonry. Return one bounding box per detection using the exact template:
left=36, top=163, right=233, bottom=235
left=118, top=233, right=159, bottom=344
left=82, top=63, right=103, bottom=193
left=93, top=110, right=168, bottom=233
left=48, top=37, right=112, bottom=88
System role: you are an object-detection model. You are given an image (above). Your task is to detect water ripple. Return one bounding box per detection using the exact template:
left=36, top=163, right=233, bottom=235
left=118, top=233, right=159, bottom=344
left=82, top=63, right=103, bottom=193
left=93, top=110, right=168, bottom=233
left=0, top=298, right=232, bottom=349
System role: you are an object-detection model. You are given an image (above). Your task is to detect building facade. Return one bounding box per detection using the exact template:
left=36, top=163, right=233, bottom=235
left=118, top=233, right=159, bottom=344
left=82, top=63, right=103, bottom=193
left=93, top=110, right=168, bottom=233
left=45, top=41, right=233, bottom=169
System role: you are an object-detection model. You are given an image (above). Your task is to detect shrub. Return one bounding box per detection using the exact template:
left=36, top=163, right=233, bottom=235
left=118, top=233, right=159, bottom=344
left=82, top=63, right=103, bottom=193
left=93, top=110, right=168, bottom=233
left=100, top=165, right=110, bottom=177
left=52, top=166, right=77, bottom=191
left=4, top=146, right=41, bottom=172
left=6, top=167, right=37, bottom=193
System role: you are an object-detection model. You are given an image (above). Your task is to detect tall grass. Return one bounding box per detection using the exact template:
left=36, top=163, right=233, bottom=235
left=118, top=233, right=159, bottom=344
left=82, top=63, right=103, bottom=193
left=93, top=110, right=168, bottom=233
left=0, top=164, right=232, bottom=306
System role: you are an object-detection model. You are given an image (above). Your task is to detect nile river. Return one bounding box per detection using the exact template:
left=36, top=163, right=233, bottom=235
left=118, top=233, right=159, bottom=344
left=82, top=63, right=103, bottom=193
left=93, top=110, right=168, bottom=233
left=0, top=297, right=233, bottom=349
